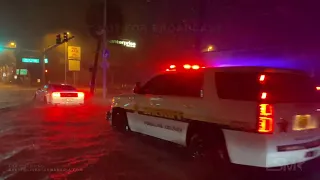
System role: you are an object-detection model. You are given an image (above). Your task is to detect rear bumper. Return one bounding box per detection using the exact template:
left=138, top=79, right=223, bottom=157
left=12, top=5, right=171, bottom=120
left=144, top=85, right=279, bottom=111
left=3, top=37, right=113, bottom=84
left=223, top=129, right=320, bottom=168
left=52, top=98, right=84, bottom=105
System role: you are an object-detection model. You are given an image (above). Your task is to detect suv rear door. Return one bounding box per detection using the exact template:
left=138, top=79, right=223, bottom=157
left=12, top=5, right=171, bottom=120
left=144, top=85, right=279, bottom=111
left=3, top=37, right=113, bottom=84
left=215, top=70, right=320, bottom=134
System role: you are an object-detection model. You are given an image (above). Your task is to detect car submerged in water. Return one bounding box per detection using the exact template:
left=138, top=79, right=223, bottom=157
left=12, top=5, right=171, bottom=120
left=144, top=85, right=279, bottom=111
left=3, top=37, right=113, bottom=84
left=34, top=84, right=85, bottom=106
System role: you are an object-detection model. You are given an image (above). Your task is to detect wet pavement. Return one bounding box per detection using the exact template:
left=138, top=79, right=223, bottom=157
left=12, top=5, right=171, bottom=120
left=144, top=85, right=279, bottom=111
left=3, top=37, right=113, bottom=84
left=0, top=102, right=319, bottom=180
left=0, top=83, right=34, bottom=109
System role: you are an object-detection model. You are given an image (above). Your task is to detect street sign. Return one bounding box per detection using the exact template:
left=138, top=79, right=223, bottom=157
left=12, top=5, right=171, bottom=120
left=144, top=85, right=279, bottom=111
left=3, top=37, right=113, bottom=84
left=22, top=58, right=40, bottom=63
left=103, top=49, right=109, bottom=58
left=16, top=69, right=28, bottom=75
left=67, top=46, right=81, bottom=60
left=68, top=60, right=80, bottom=71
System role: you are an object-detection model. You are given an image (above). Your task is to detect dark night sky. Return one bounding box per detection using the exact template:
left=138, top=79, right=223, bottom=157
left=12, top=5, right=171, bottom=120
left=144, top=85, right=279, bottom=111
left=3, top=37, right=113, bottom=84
left=1, top=1, right=320, bottom=51
left=1, top=0, right=320, bottom=77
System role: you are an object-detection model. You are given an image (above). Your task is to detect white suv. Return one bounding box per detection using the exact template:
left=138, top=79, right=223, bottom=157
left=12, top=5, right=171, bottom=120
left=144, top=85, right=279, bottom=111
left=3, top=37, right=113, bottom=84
left=107, top=65, right=320, bottom=168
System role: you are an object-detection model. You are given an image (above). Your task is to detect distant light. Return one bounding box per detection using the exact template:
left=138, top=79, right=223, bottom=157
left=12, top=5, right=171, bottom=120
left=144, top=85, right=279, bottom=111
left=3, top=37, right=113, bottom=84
left=10, top=42, right=15, bottom=46
left=37, top=79, right=41, bottom=83
left=14, top=75, right=17, bottom=79
left=109, top=40, right=136, bottom=48
left=183, top=64, right=191, bottom=69
left=170, top=65, right=176, bottom=69
left=316, top=87, right=320, bottom=90
left=207, top=45, right=214, bottom=52
left=44, top=58, right=48, bottom=64
left=166, top=69, right=170, bottom=71
left=45, top=70, right=48, bottom=73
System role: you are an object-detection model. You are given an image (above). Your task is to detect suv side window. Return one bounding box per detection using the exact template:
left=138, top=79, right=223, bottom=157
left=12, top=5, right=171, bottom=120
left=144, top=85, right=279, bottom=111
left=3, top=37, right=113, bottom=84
left=140, top=72, right=203, bottom=97
left=215, top=72, right=260, bottom=101
left=168, top=72, right=203, bottom=97
left=140, top=74, right=170, bottom=95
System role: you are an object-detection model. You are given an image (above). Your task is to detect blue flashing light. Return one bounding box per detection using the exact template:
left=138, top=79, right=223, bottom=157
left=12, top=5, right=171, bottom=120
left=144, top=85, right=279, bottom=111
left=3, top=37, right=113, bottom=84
left=204, top=51, right=314, bottom=72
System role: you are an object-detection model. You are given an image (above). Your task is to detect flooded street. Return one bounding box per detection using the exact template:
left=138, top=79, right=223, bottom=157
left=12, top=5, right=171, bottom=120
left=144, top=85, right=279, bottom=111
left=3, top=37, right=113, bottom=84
left=0, top=103, right=319, bottom=180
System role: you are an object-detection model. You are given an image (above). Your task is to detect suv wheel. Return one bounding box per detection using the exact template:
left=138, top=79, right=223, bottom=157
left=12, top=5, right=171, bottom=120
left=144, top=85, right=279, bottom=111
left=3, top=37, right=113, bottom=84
left=111, top=108, right=130, bottom=132
left=188, top=131, right=230, bottom=166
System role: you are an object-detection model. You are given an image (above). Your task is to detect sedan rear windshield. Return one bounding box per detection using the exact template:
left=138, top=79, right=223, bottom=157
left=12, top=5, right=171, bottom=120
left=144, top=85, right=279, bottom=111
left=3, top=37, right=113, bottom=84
left=52, top=85, right=76, bottom=91
left=215, top=71, right=319, bottom=103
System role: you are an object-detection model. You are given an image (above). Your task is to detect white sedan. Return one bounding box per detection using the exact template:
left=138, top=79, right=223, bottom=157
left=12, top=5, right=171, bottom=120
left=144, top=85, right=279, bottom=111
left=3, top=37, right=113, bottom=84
left=34, top=84, right=84, bottom=105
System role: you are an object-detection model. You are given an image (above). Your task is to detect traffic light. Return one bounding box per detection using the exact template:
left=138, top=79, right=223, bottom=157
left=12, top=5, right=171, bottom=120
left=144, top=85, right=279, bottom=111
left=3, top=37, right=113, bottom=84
left=45, top=69, right=48, bottom=73
left=63, top=32, right=68, bottom=42
left=56, top=34, right=61, bottom=44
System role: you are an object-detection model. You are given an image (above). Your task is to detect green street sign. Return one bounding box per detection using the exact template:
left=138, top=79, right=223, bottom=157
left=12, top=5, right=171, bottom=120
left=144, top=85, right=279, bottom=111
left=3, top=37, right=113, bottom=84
left=22, top=58, right=40, bottom=63
left=16, top=69, right=28, bottom=75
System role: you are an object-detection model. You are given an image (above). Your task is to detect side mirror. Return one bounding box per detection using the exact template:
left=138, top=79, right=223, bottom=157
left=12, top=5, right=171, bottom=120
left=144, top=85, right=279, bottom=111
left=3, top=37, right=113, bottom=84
left=133, top=82, right=141, bottom=94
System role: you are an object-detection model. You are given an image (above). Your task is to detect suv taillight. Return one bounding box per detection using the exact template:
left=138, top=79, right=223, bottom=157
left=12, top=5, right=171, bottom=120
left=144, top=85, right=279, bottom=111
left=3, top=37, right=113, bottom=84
left=258, top=103, right=274, bottom=133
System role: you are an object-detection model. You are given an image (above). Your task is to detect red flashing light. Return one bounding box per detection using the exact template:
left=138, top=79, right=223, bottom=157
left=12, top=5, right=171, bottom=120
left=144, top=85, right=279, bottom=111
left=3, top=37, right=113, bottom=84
left=170, top=65, right=176, bottom=69
left=183, top=64, right=191, bottom=69
left=261, top=92, right=267, bottom=100
left=258, top=103, right=274, bottom=133
left=192, top=65, right=200, bottom=70
left=259, top=74, right=265, bottom=82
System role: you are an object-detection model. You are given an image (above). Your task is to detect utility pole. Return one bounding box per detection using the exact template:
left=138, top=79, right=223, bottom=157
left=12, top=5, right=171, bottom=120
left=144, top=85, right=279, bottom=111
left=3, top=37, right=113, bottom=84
left=64, top=41, right=68, bottom=84
left=102, top=0, right=108, bottom=99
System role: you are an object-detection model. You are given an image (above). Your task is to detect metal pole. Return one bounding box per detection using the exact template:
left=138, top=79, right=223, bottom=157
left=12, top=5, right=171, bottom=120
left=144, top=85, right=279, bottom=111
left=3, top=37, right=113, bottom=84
left=42, top=48, right=46, bottom=85
left=73, top=72, right=76, bottom=85
left=102, top=0, right=108, bottom=99
left=64, top=42, right=68, bottom=84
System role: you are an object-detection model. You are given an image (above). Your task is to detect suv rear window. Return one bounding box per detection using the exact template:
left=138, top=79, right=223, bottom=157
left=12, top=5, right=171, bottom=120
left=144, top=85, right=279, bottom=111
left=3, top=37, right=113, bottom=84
left=215, top=71, right=319, bottom=103
left=51, top=85, right=76, bottom=91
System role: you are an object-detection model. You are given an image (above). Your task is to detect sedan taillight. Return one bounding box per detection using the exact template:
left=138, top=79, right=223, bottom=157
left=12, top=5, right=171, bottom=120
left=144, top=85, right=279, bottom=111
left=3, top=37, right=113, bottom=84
left=78, top=92, right=85, bottom=98
left=52, top=92, right=60, bottom=98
